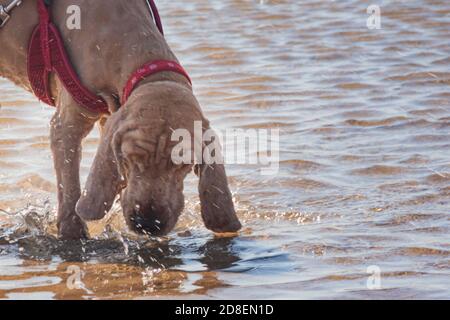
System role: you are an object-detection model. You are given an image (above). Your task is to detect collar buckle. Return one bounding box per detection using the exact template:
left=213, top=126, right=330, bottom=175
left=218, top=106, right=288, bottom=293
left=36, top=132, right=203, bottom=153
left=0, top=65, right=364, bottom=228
left=0, top=0, right=22, bottom=28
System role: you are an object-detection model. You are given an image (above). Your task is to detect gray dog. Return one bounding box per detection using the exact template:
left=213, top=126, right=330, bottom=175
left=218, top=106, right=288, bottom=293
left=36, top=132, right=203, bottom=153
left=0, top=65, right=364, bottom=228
left=0, top=0, right=241, bottom=239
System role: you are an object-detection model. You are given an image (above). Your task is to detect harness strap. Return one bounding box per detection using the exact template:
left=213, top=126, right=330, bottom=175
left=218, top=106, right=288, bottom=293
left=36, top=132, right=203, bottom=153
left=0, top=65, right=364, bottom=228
left=146, top=0, right=164, bottom=35
left=37, top=0, right=50, bottom=71
left=28, top=0, right=109, bottom=112
left=27, top=0, right=190, bottom=115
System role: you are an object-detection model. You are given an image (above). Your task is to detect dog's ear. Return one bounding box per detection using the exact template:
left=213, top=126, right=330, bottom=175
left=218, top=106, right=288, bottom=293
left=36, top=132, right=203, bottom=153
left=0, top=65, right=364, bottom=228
left=76, top=116, right=124, bottom=221
left=196, top=136, right=242, bottom=233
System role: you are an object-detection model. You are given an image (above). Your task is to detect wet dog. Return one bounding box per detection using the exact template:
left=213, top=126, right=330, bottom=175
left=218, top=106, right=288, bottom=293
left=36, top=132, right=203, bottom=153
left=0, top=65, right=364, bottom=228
left=0, top=0, right=241, bottom=239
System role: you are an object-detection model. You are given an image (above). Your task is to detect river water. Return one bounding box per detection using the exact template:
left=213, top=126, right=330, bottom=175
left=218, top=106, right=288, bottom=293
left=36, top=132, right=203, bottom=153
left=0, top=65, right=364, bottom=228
left=0, top=0, right=449, bottom=299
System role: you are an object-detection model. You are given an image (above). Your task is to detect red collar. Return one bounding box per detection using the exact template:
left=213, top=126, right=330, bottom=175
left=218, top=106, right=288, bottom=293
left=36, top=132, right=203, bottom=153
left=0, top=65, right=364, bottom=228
left=122, top=60, right=191, bottom=105
left=28, top=0, right=191, bottom=114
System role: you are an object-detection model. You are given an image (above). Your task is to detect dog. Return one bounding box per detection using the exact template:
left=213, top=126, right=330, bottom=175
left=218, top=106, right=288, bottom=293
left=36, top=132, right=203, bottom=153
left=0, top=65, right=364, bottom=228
left=0, top=0, right=241, bottom=239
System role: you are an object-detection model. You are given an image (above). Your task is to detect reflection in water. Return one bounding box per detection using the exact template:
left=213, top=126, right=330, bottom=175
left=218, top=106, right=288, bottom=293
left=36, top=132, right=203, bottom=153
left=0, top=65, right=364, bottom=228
left=197, top=237, right=241, bottom=271
left=0, top=212, right=270, bottom=299
left=1, top=0, right=450, bottom=299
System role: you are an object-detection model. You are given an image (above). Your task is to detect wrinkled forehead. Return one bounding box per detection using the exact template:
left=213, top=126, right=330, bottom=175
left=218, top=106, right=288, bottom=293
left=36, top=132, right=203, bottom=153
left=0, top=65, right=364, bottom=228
left=127, top=156, right=193, bottom=180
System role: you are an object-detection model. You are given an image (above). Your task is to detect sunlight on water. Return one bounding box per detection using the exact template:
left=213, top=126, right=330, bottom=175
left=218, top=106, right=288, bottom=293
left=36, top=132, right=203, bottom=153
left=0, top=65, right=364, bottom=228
left=0, top=0, right=449, bottom=299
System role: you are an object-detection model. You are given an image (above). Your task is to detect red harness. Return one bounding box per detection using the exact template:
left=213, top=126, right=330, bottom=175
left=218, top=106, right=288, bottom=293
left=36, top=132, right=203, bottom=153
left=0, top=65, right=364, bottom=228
left=27, top=0, right=191, bottom=114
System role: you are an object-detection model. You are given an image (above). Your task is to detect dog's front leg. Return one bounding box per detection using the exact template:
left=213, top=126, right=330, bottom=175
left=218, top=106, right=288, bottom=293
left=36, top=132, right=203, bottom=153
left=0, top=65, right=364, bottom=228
left=50, top=90, right=98, bottom=240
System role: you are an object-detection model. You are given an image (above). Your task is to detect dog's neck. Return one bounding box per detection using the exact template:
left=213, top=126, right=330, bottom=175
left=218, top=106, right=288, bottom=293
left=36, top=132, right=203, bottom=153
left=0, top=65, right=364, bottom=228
left=0, top=0, right=184, bottom=103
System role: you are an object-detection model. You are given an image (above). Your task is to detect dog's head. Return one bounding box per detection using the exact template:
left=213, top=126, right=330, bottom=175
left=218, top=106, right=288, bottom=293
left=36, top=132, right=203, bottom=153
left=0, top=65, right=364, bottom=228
left=76, top=82, right=241, bottom=236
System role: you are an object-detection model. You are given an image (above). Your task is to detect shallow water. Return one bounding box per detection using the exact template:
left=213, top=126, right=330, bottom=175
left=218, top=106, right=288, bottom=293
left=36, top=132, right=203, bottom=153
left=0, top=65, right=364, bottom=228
left=0, top=0, right=449, bottom=299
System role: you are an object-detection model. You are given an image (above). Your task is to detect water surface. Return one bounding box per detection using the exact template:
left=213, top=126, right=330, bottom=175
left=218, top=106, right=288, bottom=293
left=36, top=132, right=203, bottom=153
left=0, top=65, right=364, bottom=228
left=0, top=0, right=449, bottom=299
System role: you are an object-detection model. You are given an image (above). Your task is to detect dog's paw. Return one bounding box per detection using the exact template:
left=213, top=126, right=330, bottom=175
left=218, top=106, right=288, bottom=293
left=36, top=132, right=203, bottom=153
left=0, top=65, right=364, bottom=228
left=58, top=214, right=89, bottom=240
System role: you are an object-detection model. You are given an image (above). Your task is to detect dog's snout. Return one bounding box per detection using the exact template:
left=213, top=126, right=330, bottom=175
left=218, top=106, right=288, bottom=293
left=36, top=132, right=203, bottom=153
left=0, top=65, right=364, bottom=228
left=127, top=205, right=174, bottom=236
left=121, top=178, right=186, bottom=237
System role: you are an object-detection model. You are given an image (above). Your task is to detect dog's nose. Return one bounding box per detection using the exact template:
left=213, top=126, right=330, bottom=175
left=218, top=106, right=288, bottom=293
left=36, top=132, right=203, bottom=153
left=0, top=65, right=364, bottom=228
left=129, top=209, right=170, bottom=236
